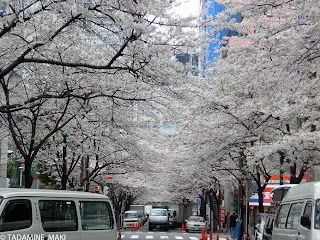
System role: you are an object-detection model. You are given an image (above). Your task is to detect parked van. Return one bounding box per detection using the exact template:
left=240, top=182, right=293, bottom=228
left=262, top=184, right=297, bottom=240
left=122, top=210, right=140, bottom=229
left=267, top=182, right=320, bottom=240
left=148, top=208, right=169, bottom=231
left=0, top=188, right=117, bottom=240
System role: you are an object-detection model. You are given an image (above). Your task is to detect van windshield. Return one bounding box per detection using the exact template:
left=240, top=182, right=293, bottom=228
left=125, top=213, right=137, bottom=219
left=150, top=210, right=167, bottom=216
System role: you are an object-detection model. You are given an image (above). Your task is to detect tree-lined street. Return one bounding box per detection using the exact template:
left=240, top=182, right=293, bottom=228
left=1, top=0, right=320, bottom=239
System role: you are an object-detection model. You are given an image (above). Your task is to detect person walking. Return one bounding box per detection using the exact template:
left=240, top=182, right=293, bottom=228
left=229, top=211, right=238, bottom=240
left=224, top=212, right=230, bottom=233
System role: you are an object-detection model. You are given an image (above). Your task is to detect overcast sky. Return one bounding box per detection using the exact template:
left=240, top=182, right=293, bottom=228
left=174, top=0, right=200, bottom=17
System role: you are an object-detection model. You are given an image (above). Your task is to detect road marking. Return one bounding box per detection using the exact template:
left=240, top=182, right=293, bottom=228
left=175, top=237, right=184, bottom=239
left=160, top=236, right=169, bottom=239
left=130, top=235, right=139, bottom=239
left=189, top=237, right=199, bottom=240
left=146, top=236, right=153, bottom=239
left=121, top=235, right=125, bottom=239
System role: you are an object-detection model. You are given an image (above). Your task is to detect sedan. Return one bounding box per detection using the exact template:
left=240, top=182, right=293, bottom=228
left=186, top=216, right=207, bottom=233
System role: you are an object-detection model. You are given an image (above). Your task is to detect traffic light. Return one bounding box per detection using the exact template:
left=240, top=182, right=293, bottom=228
left=96, top=186, right=101, bottom=194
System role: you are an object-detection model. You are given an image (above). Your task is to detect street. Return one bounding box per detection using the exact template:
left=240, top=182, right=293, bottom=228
left=120, top=223, right=231, bottom=240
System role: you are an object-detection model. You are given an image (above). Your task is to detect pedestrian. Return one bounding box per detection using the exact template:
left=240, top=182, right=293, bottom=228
left=229, top=211, right=238, bottom=240
left=224, top=212, right=230, bottom=233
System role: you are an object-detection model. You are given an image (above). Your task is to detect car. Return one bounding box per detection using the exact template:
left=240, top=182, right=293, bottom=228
left=185, top=216, right=207, bottom=233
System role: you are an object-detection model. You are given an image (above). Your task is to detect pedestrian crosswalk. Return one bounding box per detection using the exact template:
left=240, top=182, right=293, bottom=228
left=121, top=236, right=200, bottom=240
left=120, top=235, right=228, bottom=240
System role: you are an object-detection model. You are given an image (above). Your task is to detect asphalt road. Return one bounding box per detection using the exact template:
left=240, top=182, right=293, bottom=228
left=119, top=223, right=231, bottom=240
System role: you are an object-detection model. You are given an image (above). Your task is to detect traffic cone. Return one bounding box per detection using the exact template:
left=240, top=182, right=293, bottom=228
left=210, top=231, right=212, bottom=240
left=117, top=232, right=122, bottom=240
left=226, top=237, right=228, bottom=240
left=132, top=224, right=135, bottom=231
left=201, top=228, right=206, bottom=240
left=135, top=223, right=138, bottom=231
left=216, top=235, right=219, bottom=240
left=205, top=229, right=208, bottom=240
left=181, top=223, right=184, bottom=231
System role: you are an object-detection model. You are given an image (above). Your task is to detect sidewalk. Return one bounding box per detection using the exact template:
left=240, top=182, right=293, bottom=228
left=212, top=231, right=231, bottom=240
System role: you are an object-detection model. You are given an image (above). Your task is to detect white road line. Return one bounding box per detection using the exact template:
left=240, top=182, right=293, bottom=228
left=160, top=236, right=169, bottom=239
left=175, top=237, right=184, bottom=239
left=146, top=236, right=153, bottom=239
left=189, top=237, right=199, bottom=240
left=121, top=235, right=125, bottom=239
left=130, top=235, right=139, bottom=239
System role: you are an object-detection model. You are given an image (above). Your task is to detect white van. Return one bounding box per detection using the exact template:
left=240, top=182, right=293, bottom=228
left=122, top=210, right=140, bottom=229
left=0, top=188, right=117, bottom=240
left=268, top=182, right=320, bottom=240
left=148, top=208, right=169, bottom=231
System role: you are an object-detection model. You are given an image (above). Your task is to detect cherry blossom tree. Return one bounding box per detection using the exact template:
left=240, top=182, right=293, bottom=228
left=179, top=0, right=320, bottom=213
left=0, top=0, right=211, bottom=188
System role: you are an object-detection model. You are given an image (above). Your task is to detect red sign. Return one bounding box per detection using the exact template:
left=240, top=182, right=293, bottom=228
left=106, top=174, right=113, bottom=180
left=263, top=187, right=275, bottom=204
left=234, top=186, right=238, bottom=195
left=220, top=190, right=224, bottom=200
left=220, top=206, right=226, bottom=223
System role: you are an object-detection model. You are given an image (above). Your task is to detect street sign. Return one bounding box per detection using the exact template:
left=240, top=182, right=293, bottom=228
left=106, top=174, right=112, bottom=180
left=220, top=206, right=226, bottom=223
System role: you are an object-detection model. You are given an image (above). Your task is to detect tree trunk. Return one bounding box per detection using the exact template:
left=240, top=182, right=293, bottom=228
left=61, top=135, right=67, bottom=190
left=290, top=163, right=307, bottom=184
left=24, top=156, right=33, bottom=188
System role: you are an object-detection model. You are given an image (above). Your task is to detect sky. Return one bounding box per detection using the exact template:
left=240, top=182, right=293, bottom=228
left=174, top=0, right=200, bottom=18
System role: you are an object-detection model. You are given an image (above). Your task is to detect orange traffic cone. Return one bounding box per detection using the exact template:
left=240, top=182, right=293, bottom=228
left=132, top=224, right=135, bottom=231
left=181, top=223, right=184, bottom=231
left=135, top=223, right=138, bottom=231
left=210, top=231, right=212, bottom=240
left=205, top=229, right=208, bottom=240
left=216, top=235, right=219, bottom=240
left=117, top=232, right=122, bottom=240
left=201, top=228, right=206, bottom=240
left=226, top=237, right=228, bottom=240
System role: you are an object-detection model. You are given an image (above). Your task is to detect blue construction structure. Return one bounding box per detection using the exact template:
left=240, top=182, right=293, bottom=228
left=201, top=0, right=242, bottom=65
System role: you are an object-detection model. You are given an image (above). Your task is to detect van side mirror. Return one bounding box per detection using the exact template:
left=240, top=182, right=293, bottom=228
left=301, top=215, right=311, bottom=229
left=266, top=227, right=272, bottom=234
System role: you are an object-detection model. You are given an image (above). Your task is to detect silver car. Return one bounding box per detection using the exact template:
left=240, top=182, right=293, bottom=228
left=186, top=216, right=207, bottom=233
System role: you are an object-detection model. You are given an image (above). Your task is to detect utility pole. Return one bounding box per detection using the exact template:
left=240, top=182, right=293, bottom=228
left=0, top=129, right=8, bottom=187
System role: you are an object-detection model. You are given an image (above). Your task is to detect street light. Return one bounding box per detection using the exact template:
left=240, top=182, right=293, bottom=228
left=18, top=166, right=24, bottom=186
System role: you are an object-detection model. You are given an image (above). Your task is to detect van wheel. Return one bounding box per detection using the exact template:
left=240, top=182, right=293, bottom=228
left=149, top=226, right=152, bottom=231
left=186, top=229, right=189, bottom=233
